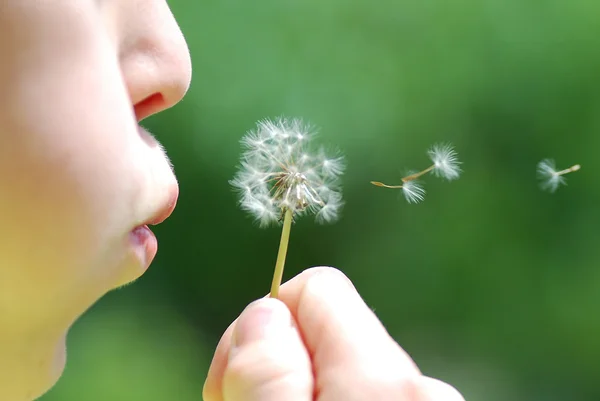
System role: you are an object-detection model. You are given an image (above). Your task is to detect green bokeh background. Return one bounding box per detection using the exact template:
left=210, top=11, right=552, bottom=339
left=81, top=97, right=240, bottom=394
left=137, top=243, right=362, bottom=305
left=42, top=1, right=600, bottom=400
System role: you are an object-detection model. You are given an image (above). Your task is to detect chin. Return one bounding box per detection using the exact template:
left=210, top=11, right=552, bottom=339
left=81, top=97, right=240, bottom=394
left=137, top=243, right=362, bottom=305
left=111, top=234, right=158, bottom=290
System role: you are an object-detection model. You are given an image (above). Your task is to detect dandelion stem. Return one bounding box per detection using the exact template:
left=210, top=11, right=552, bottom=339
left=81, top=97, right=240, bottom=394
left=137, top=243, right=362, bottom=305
left=402, top=165, right=435, bottom=182
left=270, top=208, right=293, bottom=299
left=556, top=164, right=581, bottom=176
left=370, top=181, right=404, bottom=189
left=371, top=165, right=436, bottom=189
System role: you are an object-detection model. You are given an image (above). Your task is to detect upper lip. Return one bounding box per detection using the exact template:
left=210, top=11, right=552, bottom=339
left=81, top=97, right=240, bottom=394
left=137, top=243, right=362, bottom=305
left=144, top=186, right=179, bottom=226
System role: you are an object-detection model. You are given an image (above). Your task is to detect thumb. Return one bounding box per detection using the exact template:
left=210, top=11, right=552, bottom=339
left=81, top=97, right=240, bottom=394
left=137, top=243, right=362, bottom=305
left=221, top=298, right=313, bottom=401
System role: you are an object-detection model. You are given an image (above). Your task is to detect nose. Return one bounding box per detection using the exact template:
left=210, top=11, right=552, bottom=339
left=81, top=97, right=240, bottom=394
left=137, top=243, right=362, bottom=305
left=118, top=0, right=192, bottom=121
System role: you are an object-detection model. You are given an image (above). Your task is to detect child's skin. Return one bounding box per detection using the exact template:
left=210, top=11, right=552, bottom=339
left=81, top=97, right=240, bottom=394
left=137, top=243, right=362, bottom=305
left=0, top=2, right=465, bottom=401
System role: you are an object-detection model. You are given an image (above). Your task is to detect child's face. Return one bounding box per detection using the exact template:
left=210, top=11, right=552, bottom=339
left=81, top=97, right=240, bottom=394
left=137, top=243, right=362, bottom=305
left=0, top=1, right=191, bottom=398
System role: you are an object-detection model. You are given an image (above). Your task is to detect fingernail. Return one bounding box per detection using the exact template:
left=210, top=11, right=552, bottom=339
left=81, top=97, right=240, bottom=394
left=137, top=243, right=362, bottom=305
left=231, top=299, right=292, bottom=351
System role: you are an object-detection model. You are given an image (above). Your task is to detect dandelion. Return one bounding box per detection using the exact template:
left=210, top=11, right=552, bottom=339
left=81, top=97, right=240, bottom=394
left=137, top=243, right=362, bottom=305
left=537, top=159, right=580, bottom=193
left=230, top=117, right=345, bottom=298
left=371, top=142, right=461, bottom=203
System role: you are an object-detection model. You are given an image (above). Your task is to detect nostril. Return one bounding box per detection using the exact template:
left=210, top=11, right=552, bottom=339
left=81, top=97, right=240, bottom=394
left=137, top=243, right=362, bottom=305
left=133, top=93, right=165, bottom=121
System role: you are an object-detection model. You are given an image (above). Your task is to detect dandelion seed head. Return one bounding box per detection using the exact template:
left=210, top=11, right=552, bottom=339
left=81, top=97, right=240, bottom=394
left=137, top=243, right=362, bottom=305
left=537, top=159, right=566, bottom=193
left=231, top=117, right=344, bottom=226
left=428, top=143, right=462, bottom=181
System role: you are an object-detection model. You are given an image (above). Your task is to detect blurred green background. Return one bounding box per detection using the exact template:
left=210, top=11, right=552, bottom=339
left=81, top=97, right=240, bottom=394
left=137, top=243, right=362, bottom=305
left=41, top=1, right=600, bottom=400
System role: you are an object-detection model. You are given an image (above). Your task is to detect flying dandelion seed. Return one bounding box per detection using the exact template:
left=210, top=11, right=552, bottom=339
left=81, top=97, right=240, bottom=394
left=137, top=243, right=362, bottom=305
left=537, top=159, right=580, bottom=193
left=371, top=142, right=461, bottom=203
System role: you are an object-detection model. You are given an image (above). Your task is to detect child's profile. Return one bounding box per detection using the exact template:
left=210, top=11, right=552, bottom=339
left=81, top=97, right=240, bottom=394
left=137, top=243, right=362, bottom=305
left=0, top=2, right=190, bottom=399
left=0, top=2, right=464, bottom=401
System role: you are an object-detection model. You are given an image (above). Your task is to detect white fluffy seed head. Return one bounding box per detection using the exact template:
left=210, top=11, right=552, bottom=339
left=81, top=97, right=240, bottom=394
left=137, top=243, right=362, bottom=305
left=230, top=117, right=345, bottom=227
left=428, top=143, right=462, bottom=181
left=537, top=159, right=566, bottom=193
left=402, top=178, right=426, bottom=204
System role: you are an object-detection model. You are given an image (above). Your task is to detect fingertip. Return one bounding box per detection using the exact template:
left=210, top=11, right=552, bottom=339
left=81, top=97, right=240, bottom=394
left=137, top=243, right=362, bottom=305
left=300, top=266, right=356, bottom=288
left=230, top=298, right=293, bottom=354
left=421, top=377, right=466, bottom=401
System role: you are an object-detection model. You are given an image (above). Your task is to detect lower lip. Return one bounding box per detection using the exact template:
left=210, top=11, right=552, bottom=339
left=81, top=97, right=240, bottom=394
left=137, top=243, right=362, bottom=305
left=130, top=225, right=158, bottom=269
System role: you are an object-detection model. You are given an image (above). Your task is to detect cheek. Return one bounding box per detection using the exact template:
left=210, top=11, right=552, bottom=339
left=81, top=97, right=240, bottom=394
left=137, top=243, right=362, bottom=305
left=0, top=112, right=146, bottom=328
left=0, top=11, right=150, bottom=326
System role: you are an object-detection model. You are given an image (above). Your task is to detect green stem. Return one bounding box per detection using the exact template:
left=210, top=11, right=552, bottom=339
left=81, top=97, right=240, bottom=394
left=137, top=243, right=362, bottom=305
left=270, top=208, right=293, bottom=299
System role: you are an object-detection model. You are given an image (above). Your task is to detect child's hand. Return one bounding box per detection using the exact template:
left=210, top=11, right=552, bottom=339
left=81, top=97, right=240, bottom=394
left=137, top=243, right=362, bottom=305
left=203, top=267, right=465, bottom=401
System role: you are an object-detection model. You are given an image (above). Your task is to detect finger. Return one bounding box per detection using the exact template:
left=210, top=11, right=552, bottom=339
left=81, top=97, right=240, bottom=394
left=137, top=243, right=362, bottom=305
left=418, top=377, right=466, bottom=401
left=280, top=267, right=420, bottom=370
left=203, top=267, right=328, bottom=401
left=277, top=267, right=422, bottom=399
left=204, top=266, right=421, bottom=400
left=220, top=298, right=313, bottom=401
left=203, top=320, right=235, bottom=401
